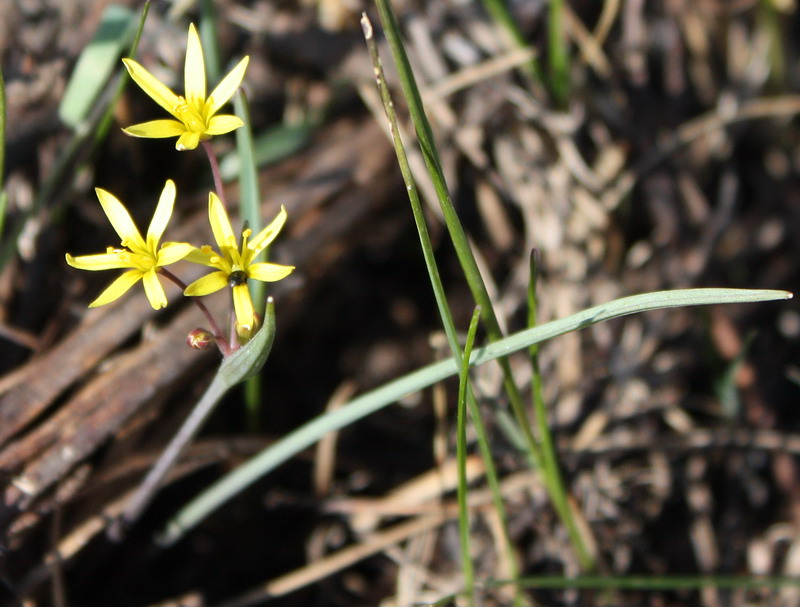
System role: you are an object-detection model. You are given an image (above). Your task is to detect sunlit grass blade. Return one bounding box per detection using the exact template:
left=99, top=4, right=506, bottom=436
left=0, top=66, right=6, bottom=242
left=200, top=0, right=222, bottom=83
left=92, top=1, right=149, bottom=143
left=363, top=15, right=523, bottom=600
left=0, top=65, right=5, bottom=191
left=479, top=0, right=543, bottom=85
left=373, top=0, right=593, bottom=570
left=234, top=90, right=266, bottom=432
left=527, top=249, right=597, bottom=570
left=158, top=287, right=791, bottom=544
left=548, top=0, right=569, bottom=106
left=429, top=573, right=800, bottom=604
left=456, top=307, right=481, bottom=605
left=59, top=5, right=136, bottom=129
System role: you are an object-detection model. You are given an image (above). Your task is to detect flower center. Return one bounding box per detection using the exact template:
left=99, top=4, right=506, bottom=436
left=119, top=250, right=156, bottom=272
left=228, top=270, right=248, bottom=287
left=174, top=97, right=206, bottom=132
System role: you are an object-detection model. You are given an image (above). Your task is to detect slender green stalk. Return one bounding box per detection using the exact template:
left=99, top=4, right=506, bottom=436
left=527, top=250, right=594, bottom=569
left=200, top=0, right=222, bottom=83
left=429, top=574, right=800, bottom=604
left=0, top=65, right=6, bottom=241
left=548, top=0, right=569, bottom=106
left=113, top=299, right=278, bottom=540
left=374, top=0, right=594, bottom=570
left=479, top=0, right=543, bottom=84
left=362, top=15, right=523, bottom=599
left=456, top=307, right=481, bottom=604
left=94, top=1, right=149, bottom=142
left=234, top=90, right=266, bottom=432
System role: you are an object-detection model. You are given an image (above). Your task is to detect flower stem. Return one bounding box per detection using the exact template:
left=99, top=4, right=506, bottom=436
left=159, top=268, right=229, bottom=355
left=202, top=140, right=227, bottom=209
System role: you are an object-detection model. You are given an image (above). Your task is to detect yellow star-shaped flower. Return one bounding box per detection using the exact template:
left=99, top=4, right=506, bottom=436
left=122, top=23, right=249, bottom=151
left=66, top=180, right=193, bottom=310
left=184, top=193, right=294, bottom=338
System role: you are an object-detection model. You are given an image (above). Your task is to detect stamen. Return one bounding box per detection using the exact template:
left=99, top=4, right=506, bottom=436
left=173, top=96, right=206, bottom=132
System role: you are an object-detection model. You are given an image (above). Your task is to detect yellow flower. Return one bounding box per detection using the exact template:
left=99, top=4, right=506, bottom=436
left=184, top=193, right=294, bottom=338
left=121, top=23, right=249, bottom=151
left=66, top=180, right=193, bottom=310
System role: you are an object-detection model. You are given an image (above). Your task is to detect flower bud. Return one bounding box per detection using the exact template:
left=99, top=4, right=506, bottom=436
left=186, top=328, right=214, bottom=350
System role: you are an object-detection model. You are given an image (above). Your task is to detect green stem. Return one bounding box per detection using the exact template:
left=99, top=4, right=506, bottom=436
left=374, top=0, right=594, bottom=571
left=364, top=14, right=524, bottom=601
left=456, top=307, right=481, bottom=604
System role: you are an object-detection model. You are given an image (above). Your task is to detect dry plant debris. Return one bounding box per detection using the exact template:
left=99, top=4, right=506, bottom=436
left=0, top=1, right=797, bottom=606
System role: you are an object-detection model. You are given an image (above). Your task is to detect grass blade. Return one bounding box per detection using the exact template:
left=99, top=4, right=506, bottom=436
left=374, top=0, right=593, bottom=569
left=158, top=287, right=791, bottom=544
left=363, top=17, right=523, bottom=597
left=234, top=90, right=267, bottom=432
left=58, top=5, right=136, bottom=129
left=457, top=307, right=481, bottom=604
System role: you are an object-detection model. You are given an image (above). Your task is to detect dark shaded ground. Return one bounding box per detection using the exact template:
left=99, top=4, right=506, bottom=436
left=0, top=0, right=799, bottom=605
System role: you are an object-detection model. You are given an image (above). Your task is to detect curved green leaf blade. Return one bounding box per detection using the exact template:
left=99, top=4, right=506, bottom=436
left=158, top=287, right=791, bottom=544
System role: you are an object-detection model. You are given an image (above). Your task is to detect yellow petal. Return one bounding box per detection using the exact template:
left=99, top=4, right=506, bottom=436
left=205, top=114, right=244, bottom=135
left=183, top=245, right=221, bottom=268
left=95, top=188, right=146, bottom=251
left=156, top=242, right=194, bottom=266
left=88, top=270, right=142, bottom=308
left=248, top=262, right=295, bottom=283
left=176, top=130, right=203, bottom=151
left=122, top=58, right=181, bottom=118
left=184, top=271, right=228, bottom=296
left=207, top=192, right=236, bottom=249
left=207, top=56, right=249, bottom=117
left=248, top=205, right=288, bottom=259
left=184, top=24, right=206, bottom=105
left=232, top=283, right=254, bottom=333
left=66, top=251, right=130, bottom=271
left=147, top=180, right=176, bottom=250
left=123, top=120, right=186, bottom=139
left=142, top=269, right=168, bottom=309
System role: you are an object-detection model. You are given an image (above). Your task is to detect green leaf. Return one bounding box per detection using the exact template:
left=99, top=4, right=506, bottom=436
left=59, top=5, right=136, bottom=128
left=218, top=297, right=277, bottom=386
left=158, top=287, right=791, bottom=544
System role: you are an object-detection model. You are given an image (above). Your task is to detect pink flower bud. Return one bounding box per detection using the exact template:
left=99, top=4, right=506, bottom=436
left=186, top=328, right=214, bottom=350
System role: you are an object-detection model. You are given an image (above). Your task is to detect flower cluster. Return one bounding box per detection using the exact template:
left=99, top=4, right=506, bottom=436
left=66, top=24, right=294, bottom=354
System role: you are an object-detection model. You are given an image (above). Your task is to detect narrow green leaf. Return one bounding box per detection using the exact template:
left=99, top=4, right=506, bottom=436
left=0, top=66, right=6, bottom=242
left=219, top=124, right=312, bottom=181
left=59, top=5, right=136, bottom=128
left=457, top=307, right=481, bottom=603
left=479, top=0, right=543, bottom=84
left=234, top=90, right=265, bottom=431
left=548, top=0, right=569, bottom=106
left=200, top=0, right=222, bottom=83
left=158, top=288, right=791, bottom=544
left=0, top=65, right=5, bottom=190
